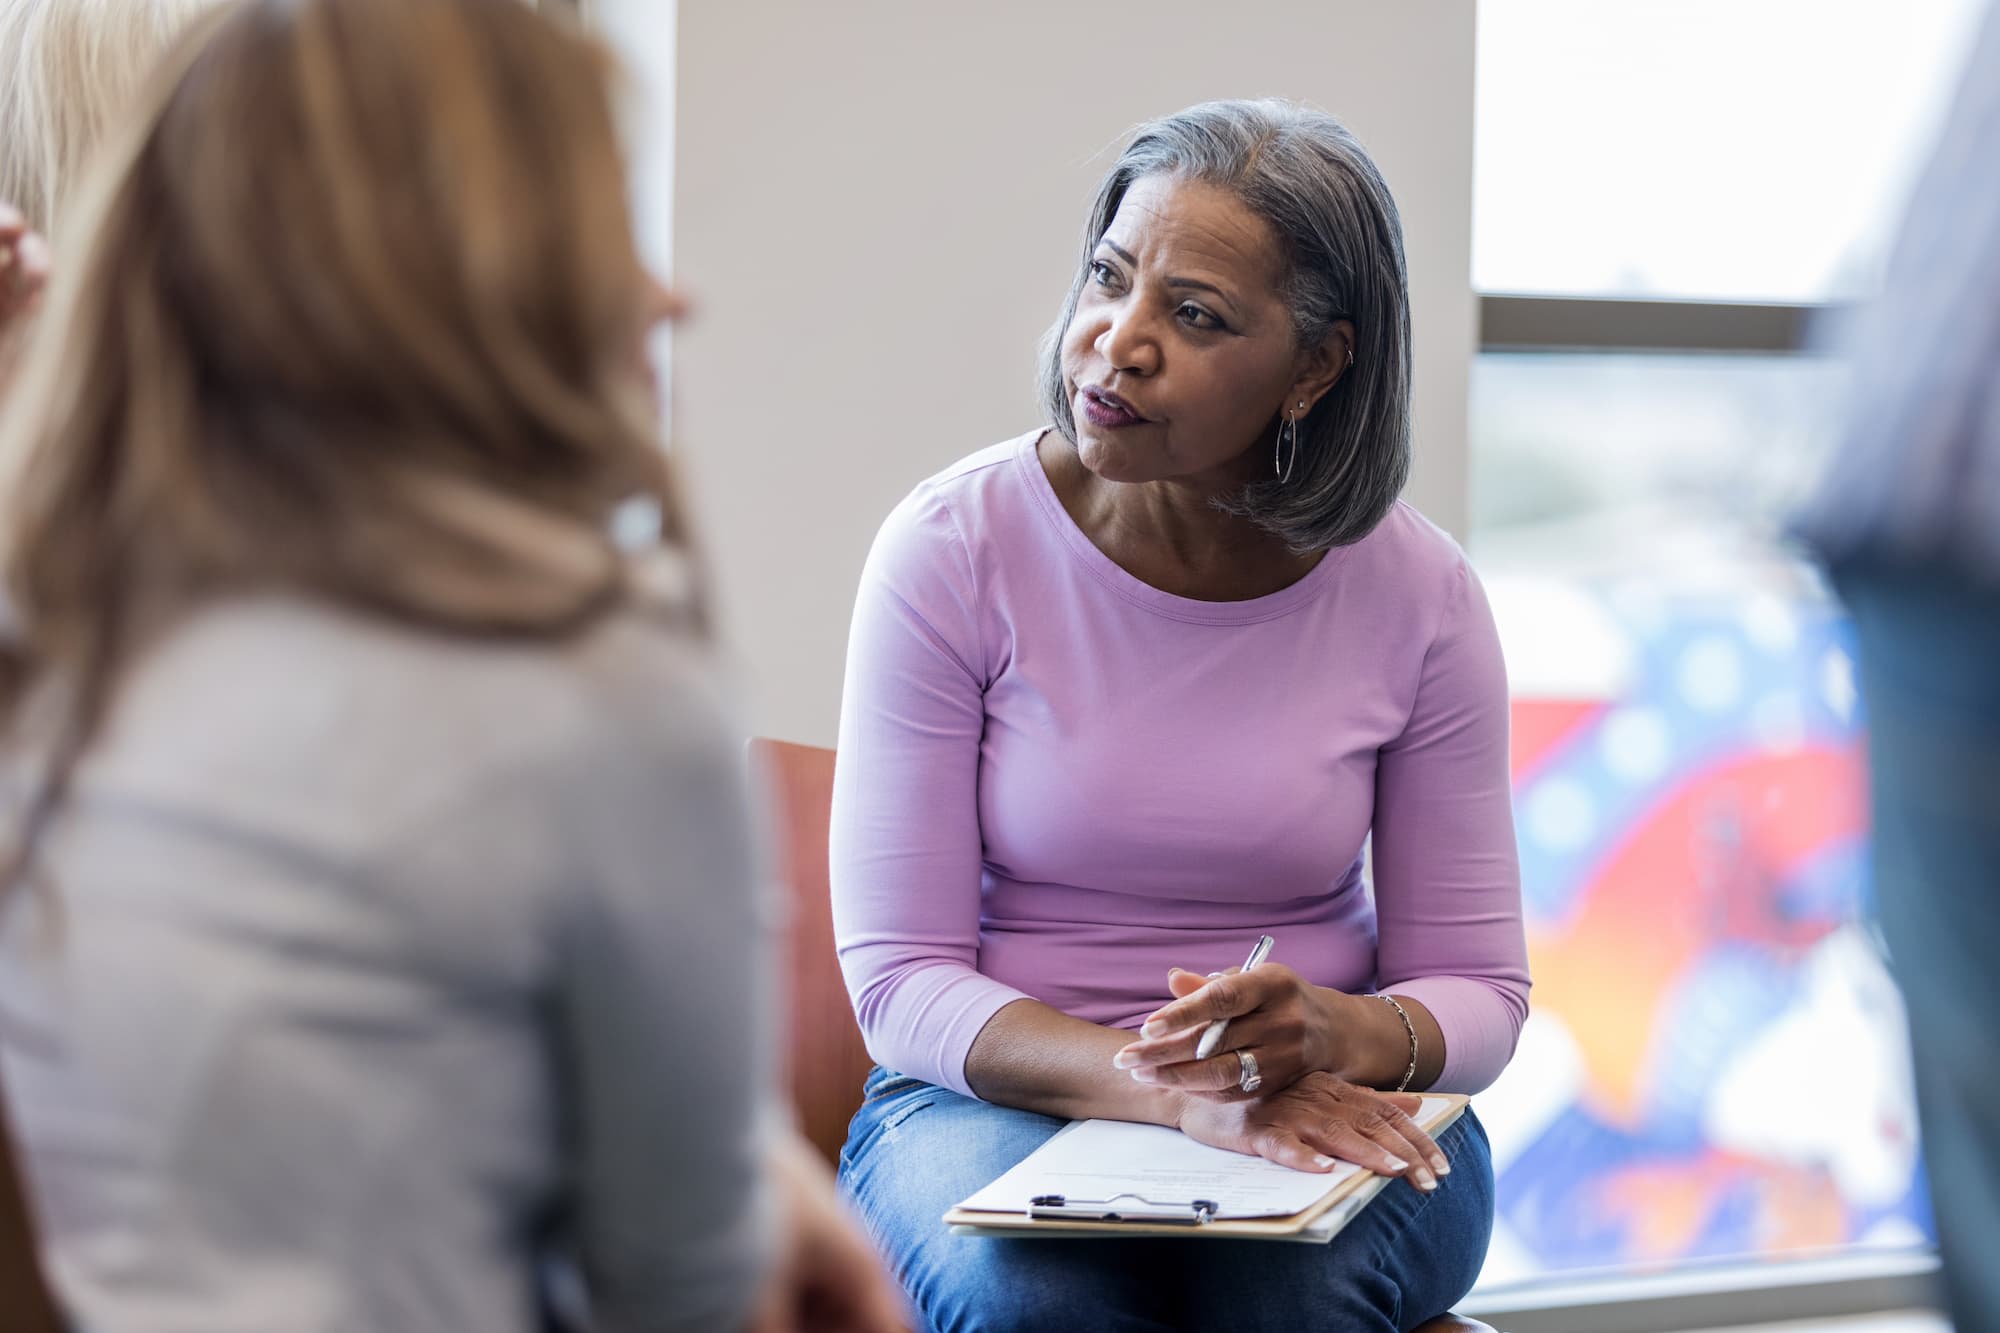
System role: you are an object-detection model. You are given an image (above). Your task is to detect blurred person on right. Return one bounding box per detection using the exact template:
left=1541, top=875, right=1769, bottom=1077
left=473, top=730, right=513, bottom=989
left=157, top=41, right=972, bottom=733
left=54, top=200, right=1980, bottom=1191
left=1794, top=3, right=2000, bottom=1329
left=0, top=1, right=899, bottom=1330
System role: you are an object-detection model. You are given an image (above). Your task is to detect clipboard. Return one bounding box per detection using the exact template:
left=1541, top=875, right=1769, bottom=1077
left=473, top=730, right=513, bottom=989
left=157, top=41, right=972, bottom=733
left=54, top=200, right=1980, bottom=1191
left=944, top=1093, right=1468, bottom=1243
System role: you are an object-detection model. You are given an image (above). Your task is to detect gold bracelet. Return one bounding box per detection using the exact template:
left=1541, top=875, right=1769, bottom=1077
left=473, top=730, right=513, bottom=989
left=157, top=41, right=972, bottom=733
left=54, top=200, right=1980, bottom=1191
left=1375, top=994, right=1418, bottom=1092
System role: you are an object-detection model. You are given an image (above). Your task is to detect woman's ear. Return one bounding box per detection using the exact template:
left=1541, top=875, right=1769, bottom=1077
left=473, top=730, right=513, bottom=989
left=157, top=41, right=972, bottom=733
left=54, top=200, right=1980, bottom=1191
left=1288, top=317, right=1356, bottom=416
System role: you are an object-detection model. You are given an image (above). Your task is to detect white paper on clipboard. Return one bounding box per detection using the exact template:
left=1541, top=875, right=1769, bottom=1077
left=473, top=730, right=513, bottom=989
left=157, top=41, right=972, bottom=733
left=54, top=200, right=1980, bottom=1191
left=953, top=1095, right=1457, bottom=1222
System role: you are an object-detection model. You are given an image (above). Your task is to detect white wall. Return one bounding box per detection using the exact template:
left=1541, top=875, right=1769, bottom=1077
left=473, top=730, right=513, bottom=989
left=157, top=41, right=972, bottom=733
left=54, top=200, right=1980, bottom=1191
left=593, top=0, right=678, bottom=450
left=659, top=1, right=1477, bottom=745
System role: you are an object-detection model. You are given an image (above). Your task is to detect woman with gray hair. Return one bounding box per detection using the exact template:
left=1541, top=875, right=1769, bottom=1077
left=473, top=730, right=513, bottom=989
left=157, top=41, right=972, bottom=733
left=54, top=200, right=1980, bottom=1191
left=830, top=100, right=1528, bottom=1330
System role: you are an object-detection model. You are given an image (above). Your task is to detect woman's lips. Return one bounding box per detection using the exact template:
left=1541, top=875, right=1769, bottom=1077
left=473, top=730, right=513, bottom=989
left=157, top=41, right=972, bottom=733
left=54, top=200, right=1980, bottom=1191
left=1078, top=386, right=1147, bottom=429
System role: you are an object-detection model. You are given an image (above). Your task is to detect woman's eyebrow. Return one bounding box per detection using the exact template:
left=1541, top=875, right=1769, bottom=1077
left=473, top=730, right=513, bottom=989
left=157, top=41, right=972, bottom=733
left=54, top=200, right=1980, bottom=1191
left=1166, top=276, right=1232, bottom=301
left=1096, top=239, right=1242, bottom=313
left=1167, top=276, right=1242, bottom=319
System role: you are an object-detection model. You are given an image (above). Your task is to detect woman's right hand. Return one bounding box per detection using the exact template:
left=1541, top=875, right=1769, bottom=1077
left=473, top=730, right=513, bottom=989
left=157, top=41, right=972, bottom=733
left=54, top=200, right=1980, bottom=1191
left=750, top=1126, right=908, bottom=1333
left=1174, top=1070, right=1451, bottom=1192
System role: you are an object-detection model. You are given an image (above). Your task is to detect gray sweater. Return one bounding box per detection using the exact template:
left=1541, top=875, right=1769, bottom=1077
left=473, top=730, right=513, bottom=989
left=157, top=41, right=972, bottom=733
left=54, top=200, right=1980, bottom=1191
left=0, top=594, right=775, bottom=1332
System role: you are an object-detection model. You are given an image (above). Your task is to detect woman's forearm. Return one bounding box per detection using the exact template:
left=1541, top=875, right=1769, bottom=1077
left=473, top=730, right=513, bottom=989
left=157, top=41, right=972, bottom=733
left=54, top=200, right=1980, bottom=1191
left=964, top=998, right=1188, bottom=1125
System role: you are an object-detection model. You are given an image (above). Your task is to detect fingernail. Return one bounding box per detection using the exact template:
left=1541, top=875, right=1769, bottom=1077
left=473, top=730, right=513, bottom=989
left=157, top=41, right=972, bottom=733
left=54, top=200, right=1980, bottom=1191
left=1206, top=971, right=1223, bottom=980
left=1383, top=1156, right=1409, bottom=1171
left=1433, top=1158, right=1451, bottom=1175
left=1413, top=1168, right=1437, bottom=1191
left=1312, top=1155, right=1334, bottom=1169
left=1112, top=1050, right=1139, bottom=1069
left=1129, top=1068, right=1157, bottom=1083
left=1140, top=1021, right=1168, bottom=1039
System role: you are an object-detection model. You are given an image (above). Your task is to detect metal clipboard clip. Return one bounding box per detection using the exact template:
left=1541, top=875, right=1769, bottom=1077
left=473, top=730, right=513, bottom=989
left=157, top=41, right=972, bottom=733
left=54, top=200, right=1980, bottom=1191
left=1027, top=1192, right=1220, bottom=1226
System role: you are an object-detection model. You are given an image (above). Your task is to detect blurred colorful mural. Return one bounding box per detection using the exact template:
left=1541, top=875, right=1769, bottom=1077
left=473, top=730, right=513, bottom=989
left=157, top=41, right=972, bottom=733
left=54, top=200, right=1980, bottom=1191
left=1474, top=575, right=1933, bottom=1284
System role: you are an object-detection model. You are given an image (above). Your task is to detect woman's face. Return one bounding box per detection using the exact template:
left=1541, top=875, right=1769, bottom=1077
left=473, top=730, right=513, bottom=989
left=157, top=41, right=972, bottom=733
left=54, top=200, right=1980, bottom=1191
left=1059, top=173, right=1332, bottom=490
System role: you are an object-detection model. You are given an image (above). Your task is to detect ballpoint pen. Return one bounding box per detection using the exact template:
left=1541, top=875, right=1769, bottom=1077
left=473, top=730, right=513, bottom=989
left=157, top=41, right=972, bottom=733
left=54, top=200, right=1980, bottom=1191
left=1194, top=934, right=1275, bottom=1061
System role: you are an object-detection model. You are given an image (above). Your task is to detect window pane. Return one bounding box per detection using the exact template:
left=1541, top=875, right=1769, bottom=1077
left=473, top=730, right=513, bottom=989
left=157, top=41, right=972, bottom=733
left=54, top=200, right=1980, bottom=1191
left=1469, top=353, right=1934, bottom=1285
left=1470, top=351, right=1841, bottom=564
left=1474, top=0, right=1985, bottom=302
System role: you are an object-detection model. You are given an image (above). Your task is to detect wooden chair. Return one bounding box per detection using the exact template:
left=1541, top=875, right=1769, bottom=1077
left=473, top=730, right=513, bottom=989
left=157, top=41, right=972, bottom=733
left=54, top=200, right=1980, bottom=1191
left=749, top=738, right=876, bottom=1165
left=749, top=738, right=1499, bottom=1333
left=0, top=1089, right=64, bottom=1332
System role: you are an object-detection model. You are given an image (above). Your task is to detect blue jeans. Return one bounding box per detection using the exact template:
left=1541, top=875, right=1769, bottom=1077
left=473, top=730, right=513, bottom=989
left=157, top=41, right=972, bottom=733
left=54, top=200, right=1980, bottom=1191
left=1835, top=559, right=2000, bottom=1333
left=837, top=1065, right=1494, bottom=1333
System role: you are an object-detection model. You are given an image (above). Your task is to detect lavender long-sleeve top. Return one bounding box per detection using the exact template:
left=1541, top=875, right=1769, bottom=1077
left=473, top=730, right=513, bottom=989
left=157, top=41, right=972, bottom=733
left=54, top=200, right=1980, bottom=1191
left=831, top=431, right=1530, bottom=1099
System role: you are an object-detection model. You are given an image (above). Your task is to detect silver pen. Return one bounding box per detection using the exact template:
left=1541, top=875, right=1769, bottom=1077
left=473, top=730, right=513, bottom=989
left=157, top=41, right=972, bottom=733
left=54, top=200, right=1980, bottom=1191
left=1193, top=934, right=1275, bottom=1060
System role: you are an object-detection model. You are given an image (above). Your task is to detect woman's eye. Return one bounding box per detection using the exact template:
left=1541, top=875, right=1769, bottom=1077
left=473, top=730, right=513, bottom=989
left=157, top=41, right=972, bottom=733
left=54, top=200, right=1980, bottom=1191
left=1088, top=260, right=1119, bottom=286
left=1178, top=304, right=1222, bottom=331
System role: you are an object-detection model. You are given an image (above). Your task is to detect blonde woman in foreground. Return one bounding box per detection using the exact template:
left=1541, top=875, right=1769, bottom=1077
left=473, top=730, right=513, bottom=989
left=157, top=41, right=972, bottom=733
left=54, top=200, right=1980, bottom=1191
left=2, top=0, right=221, bottom=383
left=0, top=0, right=224, bottom=233
left=0, top=1, right=899, bottom=1330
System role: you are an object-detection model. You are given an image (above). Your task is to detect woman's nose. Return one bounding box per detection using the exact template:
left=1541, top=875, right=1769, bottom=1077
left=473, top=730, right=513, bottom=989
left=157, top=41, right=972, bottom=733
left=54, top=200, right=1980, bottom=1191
left=1094, top=304, right=1159, bottom=376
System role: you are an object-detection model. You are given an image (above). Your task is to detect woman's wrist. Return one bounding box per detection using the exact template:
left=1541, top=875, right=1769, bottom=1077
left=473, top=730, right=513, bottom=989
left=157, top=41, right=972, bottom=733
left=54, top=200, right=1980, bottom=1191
left=1123, top=1072, right=1192, bottom=1130
left=966, top=997, right=1202, bottom=1126
left=1314, top=986, right=1412, bottom=1089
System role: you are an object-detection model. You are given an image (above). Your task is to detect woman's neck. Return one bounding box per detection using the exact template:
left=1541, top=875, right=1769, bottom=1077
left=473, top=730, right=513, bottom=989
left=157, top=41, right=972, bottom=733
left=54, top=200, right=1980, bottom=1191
left=1039, top=432, right=1323, bottom=602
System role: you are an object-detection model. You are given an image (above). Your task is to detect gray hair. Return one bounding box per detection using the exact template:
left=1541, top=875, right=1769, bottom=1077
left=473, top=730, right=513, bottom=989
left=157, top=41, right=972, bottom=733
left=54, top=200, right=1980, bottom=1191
left=1038, top=99, right=1412, bottom=552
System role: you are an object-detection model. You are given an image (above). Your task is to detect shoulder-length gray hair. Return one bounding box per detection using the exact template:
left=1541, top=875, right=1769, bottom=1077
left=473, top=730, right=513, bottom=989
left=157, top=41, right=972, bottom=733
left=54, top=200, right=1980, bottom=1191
left=1039, top=99, right=1412, bottom=552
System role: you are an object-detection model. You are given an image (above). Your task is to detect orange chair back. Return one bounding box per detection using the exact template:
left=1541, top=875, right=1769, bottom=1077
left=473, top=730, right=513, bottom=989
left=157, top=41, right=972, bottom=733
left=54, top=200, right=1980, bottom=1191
left=748, top=739, right=876, bottom=1166
left=0, top=1090, right=63, bottom=1332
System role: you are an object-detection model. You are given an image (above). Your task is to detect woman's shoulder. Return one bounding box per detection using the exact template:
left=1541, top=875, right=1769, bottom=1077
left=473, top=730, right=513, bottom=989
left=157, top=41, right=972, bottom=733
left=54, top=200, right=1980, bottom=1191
left=925, top=430, right=1040, bottom=494
left=863, top=428, right=1048, bottom=581
left=106, top=585, right=736, bottom=811
left=1346, top=499, right=1479, bottom=606
left=879, top=430, right=1043, bottom=539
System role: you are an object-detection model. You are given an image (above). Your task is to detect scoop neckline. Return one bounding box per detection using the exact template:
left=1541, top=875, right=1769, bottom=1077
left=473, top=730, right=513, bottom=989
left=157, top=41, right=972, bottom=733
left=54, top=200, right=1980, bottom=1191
left=1013, top=428, right=1350, bottom=626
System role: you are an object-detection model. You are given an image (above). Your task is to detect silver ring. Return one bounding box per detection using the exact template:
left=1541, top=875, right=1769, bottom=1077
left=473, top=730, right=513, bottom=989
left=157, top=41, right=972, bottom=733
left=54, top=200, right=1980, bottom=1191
left=1236, top=1050, right=1262, bottom=1094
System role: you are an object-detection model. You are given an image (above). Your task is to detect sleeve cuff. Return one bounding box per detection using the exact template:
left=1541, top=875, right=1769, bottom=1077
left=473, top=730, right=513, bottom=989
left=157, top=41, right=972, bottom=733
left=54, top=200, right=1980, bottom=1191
left=1384, top=974, right=1527, bottom=1094
left=856, top=965, right=1035, bottom=1100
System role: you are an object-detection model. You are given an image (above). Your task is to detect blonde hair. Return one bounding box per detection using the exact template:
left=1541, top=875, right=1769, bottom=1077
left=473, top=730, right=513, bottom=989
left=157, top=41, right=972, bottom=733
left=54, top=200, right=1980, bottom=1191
left=0, top=0, right=701, bottom=894
left=0, top=0, right=223, bottom=234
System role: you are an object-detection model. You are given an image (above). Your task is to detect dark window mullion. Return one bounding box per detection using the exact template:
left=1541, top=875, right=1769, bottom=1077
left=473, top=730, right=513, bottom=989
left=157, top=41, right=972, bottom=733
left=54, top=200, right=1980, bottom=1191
left=1479, top=294, right=1833, bottom=355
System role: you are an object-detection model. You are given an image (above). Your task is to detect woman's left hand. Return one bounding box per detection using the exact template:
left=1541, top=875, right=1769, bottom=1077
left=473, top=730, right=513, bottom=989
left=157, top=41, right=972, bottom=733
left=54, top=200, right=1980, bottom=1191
left=1112, top=961, right=1363, bottom=1100
left=1, top=203, right=50, bottom=333
left=1, top=203, right=50, bottom=392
